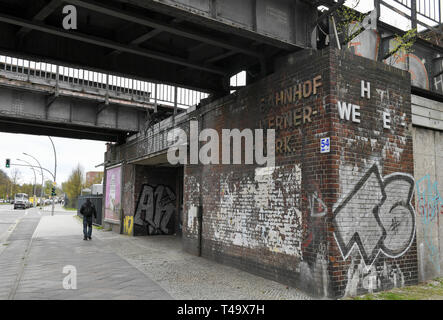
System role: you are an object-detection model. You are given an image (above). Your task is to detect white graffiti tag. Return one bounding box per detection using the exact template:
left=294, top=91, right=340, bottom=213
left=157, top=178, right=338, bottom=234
left=333, top=164, right=415, bottom=267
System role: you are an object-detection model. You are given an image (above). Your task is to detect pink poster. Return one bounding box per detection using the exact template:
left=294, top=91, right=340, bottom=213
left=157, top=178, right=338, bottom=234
left=105, top=166, right=122, bottom=222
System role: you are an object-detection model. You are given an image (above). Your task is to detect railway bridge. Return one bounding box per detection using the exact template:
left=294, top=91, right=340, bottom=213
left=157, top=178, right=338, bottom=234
left=0, top=0, right=442, bottom=299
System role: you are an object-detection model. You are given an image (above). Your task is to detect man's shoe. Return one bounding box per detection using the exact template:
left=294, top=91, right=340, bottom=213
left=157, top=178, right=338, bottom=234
left=83, top=237, right=88, bottom=240
left=88, top=236, right=92, bottom=240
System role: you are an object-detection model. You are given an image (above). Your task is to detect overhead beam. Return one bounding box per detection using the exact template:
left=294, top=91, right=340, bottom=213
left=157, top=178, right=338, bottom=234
left=0, top=13, right=226, bottom=75
left=17, top=0, right=62, bottom=37
left=108, top=28, right=163, bottom=58
left=205, top=51, right=238, bottom=64
left=68, top=0, right=264, bottom=59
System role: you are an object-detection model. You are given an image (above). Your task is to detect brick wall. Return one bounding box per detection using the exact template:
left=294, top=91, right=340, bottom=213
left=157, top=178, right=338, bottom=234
left=183, top=49, right=332, bottom=297
left=182, top=47, right=417, bottom=298
left=329, top=50, right=417, bottom=297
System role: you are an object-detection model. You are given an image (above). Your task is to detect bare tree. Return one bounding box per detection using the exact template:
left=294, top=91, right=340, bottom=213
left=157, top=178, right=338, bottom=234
left=10, top=169, right=21, bottom=196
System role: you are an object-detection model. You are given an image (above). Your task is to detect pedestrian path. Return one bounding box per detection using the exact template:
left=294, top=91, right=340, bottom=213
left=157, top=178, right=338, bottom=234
left=1, top=212, right=171, bottom=300
left=96, top=227, right=313, bottom=300
left=0, top=208, right=313, bottom=300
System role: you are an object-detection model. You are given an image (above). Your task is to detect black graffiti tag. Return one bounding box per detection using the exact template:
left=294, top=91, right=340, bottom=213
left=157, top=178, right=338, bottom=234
left=134, top=184, right=176, bottom=235
left=332, top=165, right=415, bottom=266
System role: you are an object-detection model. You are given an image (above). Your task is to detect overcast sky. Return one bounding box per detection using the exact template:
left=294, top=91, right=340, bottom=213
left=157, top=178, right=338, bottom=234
left=0, top=133, right=107, bottom=187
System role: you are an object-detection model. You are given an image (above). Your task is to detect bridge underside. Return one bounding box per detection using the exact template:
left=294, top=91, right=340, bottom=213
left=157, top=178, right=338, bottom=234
left=0, top=116, right=126, bottom=142
left=0, top=77, right=178, bottom=142
left=0, top=0, right=318, bottom=94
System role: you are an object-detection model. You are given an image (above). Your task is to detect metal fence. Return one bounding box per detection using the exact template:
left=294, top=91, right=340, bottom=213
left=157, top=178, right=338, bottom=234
left=77, top=195, right=103, bottom=226
left=0, top=55, right=209, bottom=109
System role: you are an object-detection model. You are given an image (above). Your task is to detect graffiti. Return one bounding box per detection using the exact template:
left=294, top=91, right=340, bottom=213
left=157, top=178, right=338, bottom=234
left=299, top=243, right=329, bottom=298
left=309, top=191, right=327, bottom=218
left=385, top=50, right=430, bottom=90
left=342, top=17, right=443, bottom=95
left=134, top=184, right=176, bottom=235
left=416, top=175, right=442, bottom=273
left=416, top=175, right=443, bottom=220
left=433, top=57, right=443, bottom=92
left=333, top=164, right=415, bottom=267
left=302, top=189, right=327, bottom=249
left=348, top=22, right=380, bottom=61
left=215, top=165, right=303, bottom=256
left=123, top=216, right=134, bottom=235
left=344, top=257, right=405, bottom=297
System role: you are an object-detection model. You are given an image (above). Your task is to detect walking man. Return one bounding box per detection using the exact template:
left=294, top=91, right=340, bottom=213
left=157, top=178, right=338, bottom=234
left=80, top=199, right=97, bottom=240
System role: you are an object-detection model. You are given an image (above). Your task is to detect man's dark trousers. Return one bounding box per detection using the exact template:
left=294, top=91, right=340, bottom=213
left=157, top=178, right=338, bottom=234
left=83, top=216, right=93, bottom=239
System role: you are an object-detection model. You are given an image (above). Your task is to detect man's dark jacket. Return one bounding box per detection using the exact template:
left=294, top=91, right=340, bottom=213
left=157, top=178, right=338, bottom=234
left=80, top=202, right=97, bottom=219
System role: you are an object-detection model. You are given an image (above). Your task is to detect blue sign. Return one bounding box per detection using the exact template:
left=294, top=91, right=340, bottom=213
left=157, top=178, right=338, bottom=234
left=320, top=137, right=330, bottom=153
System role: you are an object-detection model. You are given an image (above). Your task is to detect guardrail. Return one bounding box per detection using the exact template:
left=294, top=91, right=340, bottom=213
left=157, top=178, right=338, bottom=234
left=0, top=55, right=208, bottom=109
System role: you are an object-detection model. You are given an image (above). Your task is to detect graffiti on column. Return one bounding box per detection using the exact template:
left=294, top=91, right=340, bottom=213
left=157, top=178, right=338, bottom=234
left=384, top=49, right=430, bottom=90
left=123, top=216, right=134, bottom=235
left=416, top=175, right=442, bottom=273
left=134, top=184, right=176, bottom=235
left=300, top=184, right=329, bottom=298
left=347, top=21, right=380, bottom=61
left=344, top=22, right=443, bottom=94
left=333, top=164, right=415, bottom=267
left=344, top=258, right=405, bottom=296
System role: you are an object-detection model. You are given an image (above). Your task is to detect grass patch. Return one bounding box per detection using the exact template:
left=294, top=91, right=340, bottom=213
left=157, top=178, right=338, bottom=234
left=347, top=278, right=443, bottom=300
left=64, top=207, right=78, bottom=211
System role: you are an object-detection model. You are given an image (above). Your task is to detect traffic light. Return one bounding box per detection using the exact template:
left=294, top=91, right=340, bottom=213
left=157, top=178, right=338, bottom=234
left=51, top=187, right=56, bottom=196
left=5, top=159, right=10, bottom=168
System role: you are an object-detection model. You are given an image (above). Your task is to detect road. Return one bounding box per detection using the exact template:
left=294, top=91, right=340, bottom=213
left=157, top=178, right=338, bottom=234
left=0, top=205, right=25, bottom=245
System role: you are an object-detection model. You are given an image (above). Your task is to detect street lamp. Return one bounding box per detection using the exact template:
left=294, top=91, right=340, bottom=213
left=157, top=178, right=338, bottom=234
left=16, top=158, right=37, bottom=207
left=23, top=153, right=44, bottom=206
left=48, top=137, right=57, bottom=216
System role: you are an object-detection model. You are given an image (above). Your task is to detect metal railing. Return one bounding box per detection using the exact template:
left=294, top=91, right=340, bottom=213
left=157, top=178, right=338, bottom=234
left=0, top=55, right=209, bottom=109
left=378, top=0, right=442, bottom=32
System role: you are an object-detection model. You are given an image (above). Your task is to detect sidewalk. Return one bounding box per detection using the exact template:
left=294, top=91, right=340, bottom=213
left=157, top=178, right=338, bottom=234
left=2, top=210, right=313, bottom=300
left=93, top=221, right=313, bottom=300
left=8, top=213, right=172, bottom=300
